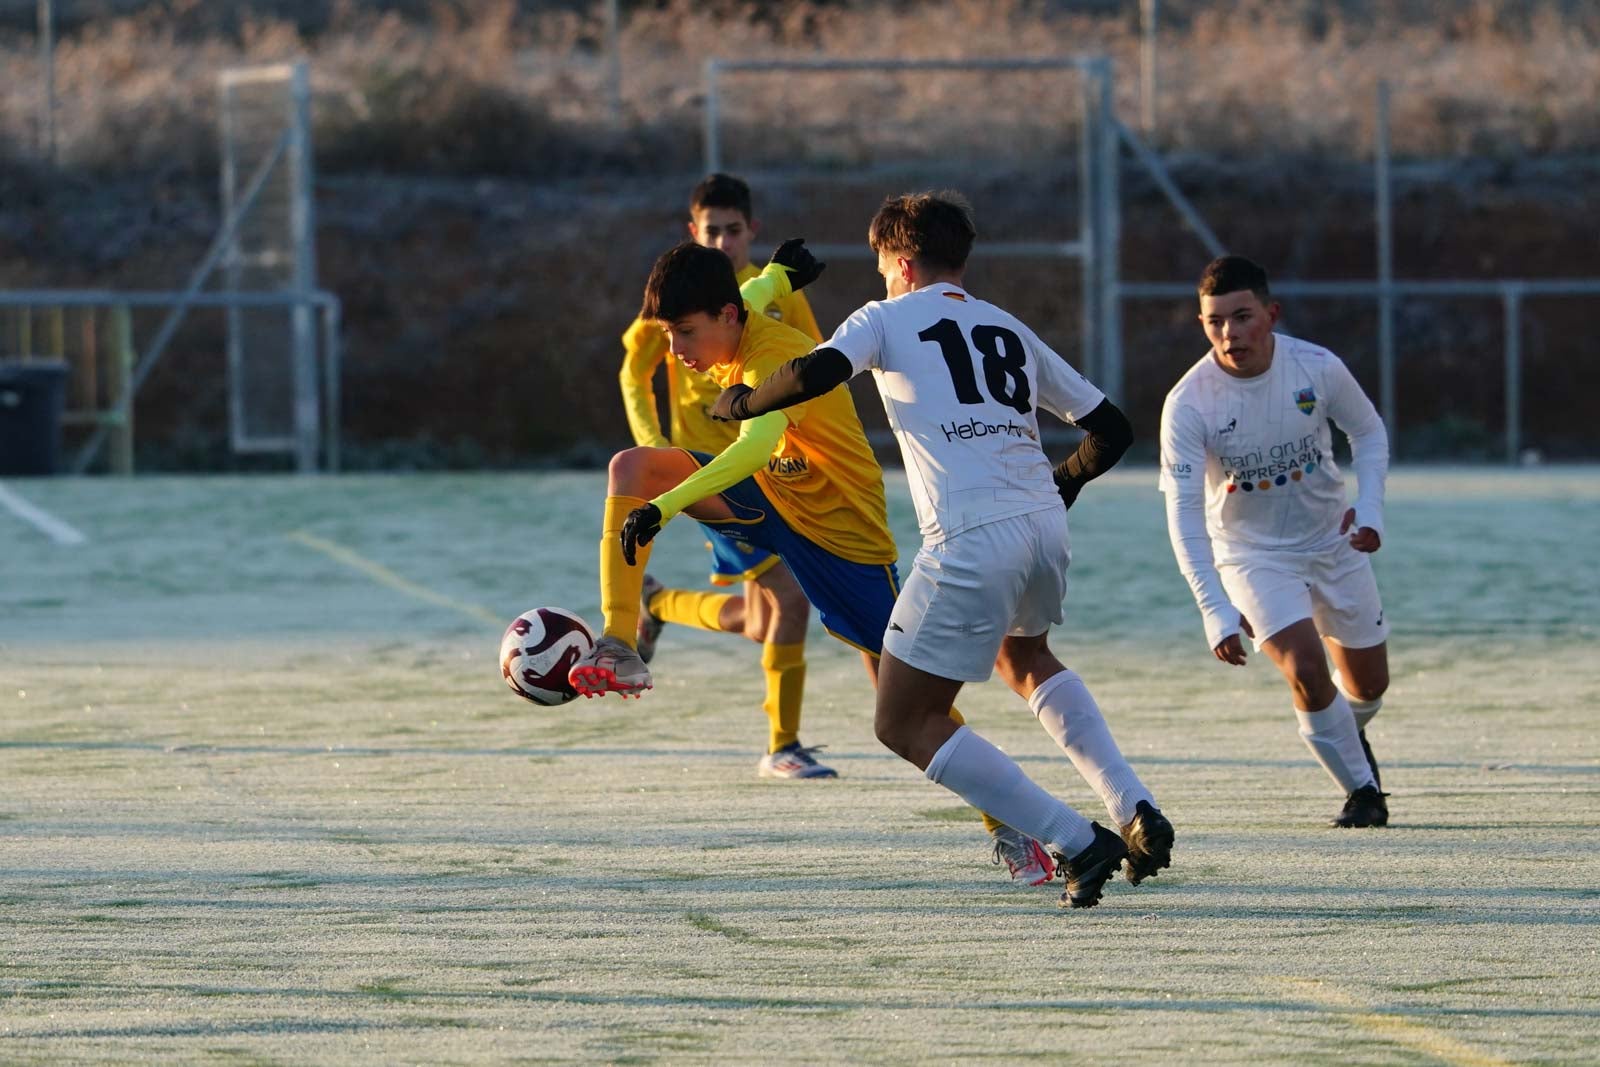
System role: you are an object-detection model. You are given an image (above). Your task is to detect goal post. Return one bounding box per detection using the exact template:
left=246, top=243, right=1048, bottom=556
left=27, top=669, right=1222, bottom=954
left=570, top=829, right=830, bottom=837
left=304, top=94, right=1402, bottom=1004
left=219, top=61, right=321, bottom=471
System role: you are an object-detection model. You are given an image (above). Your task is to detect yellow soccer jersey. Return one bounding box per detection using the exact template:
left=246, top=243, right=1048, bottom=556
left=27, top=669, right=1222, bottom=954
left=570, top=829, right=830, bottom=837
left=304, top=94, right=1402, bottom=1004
left=619, top=263, right=823, bottom=455
left=708, top=312, right=896, bottom=565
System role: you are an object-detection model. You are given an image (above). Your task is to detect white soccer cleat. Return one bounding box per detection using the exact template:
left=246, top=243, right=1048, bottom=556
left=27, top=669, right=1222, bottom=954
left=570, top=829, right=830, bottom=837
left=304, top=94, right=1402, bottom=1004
left=990, top=824, right=1057, bottom=886
left=757, top=742, right=838, bottom=779
left=567, top=635, right=654, bottom=699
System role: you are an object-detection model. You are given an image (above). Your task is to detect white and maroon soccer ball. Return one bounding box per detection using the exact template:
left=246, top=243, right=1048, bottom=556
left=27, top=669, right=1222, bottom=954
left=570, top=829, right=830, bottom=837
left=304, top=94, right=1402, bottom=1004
left=499, top=607, right=595, bottom=706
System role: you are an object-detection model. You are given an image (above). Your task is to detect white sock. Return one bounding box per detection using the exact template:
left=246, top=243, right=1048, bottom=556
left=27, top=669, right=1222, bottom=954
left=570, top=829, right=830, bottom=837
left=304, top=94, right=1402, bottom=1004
left=1296, top=693, right=1377, bottom=793
left=1029, top=668, right=1155, bottom=827
left=1331, top=669, right=1383, bottom=728
left=926, top=726, right=1096, bottom=858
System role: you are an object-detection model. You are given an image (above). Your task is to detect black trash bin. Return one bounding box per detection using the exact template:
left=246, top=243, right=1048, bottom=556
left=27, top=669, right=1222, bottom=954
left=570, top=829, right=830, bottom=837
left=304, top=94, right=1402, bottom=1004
left=0, top=359, right=70, bottom=476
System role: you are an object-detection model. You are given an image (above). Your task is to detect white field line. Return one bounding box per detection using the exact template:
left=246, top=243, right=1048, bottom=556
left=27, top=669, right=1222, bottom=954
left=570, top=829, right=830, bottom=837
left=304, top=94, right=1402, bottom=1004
left=0, top=482, right=87, bottom=545
left=1282, top=978, right=1516, bottom=1067
left=285, top=529, right=502, bottom=627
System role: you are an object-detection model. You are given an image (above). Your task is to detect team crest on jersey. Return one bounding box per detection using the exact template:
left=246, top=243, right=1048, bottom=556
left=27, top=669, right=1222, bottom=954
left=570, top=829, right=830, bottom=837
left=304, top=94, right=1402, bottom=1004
left=1294, top=387, right=1317, bottom=415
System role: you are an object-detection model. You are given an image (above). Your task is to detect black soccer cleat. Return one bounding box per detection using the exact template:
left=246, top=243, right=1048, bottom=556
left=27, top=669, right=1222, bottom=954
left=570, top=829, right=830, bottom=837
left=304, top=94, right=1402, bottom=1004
left=1053, top=823, right=1129, bottom=909
left=1358, top=728, right=1382, bottom=789
left=1120, top=800, right=1175, bottom=886
left=1332, top=784, right=1390, bottom=828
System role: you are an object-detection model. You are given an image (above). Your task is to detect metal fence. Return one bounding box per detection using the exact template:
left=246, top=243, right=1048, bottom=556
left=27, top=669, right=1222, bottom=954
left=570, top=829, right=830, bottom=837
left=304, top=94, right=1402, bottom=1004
left=2, top=60, right=339, bottom=475
left=1114, top=82, right=1600, bottom=463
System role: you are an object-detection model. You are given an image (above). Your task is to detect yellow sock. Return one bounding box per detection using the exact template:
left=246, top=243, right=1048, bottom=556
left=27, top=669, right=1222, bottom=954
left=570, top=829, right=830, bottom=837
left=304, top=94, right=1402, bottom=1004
left=652, top=588, right=735, bottom=632
left=946, top=705, right=1004, bottom=834
left=761, top=641, right=806, bottom=752
left=599, top=495, right=651, bottom=646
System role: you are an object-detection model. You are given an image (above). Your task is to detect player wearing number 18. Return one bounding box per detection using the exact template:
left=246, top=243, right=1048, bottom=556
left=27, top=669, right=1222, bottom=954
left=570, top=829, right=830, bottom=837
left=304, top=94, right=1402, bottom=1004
left=711, top=191, right=1174, bottom=906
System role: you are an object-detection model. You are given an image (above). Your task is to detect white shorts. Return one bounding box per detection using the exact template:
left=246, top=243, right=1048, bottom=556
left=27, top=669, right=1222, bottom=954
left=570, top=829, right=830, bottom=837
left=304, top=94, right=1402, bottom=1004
left=884, top=507, right=1069, bottom=683
left=1219, top=539, right=1388, bottom=651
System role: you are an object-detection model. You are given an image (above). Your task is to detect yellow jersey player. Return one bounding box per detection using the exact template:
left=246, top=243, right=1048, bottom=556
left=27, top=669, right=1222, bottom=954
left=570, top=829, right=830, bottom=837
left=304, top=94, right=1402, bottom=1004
left=617, top=174, right=830, bottom=779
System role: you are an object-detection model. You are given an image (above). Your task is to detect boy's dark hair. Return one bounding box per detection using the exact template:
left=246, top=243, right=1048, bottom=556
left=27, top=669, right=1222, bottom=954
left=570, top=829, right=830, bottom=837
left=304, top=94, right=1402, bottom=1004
left=1198, top=255, right=1272, bottom=303
left=690, top=172, right=753, bottom=221
left=868, top=191, right=977, bottom=273
left=640, top=241, right=748, bottom=323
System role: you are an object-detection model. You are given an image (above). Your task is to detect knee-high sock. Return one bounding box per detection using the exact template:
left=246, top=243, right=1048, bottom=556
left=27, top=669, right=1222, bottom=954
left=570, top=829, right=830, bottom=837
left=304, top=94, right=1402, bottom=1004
left=599, top=495, right=652, bottom=646
left=1331, top=669, right=1383, bottom=728
left=926, top=726, right=1096, bottom=858
left=1029, top=669, right=1154, bottom=827
left=944, top=706, right=1005, bottom=835
left=761, top=641, right=805, bottom=752
left=1296, top=693, right=1377, bottom=793
left=652, top=588, right=735, bottom=632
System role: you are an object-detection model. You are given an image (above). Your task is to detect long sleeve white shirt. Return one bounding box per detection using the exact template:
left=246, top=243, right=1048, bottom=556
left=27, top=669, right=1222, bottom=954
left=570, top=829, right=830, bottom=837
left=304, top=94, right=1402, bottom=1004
left=1158, top=333, right=1389, bottom=647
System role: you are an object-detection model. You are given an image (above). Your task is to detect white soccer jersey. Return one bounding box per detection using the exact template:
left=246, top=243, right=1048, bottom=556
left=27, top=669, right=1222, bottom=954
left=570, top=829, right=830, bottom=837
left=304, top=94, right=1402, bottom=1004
left=1158, top=332, right=1389, bottom=646
left=826, top=283, right=1106, bottom=544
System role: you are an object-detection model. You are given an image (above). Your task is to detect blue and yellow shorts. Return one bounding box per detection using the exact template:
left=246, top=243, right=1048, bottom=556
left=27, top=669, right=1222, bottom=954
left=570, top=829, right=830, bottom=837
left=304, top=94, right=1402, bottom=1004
left=686, top=450, right=900, bottom=654
left=700, top=526, right=781, bottom=587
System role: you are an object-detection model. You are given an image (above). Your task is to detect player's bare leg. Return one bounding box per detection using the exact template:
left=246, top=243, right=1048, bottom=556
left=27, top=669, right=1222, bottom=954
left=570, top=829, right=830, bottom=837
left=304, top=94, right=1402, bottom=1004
left=1327, top=639, right=1389, bottom=703
left=1262, top=619, right=1386, bottom=826
left=996, top=633, right=1172, bottom=885
left=876, top=651, right=1124, bottom=908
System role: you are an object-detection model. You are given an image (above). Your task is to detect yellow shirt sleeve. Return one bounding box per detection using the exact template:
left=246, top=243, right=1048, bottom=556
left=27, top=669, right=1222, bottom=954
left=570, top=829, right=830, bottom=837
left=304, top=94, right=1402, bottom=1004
left=650, top=411, right=788, bottom=521
left=619, top=317, right=670, bottom=449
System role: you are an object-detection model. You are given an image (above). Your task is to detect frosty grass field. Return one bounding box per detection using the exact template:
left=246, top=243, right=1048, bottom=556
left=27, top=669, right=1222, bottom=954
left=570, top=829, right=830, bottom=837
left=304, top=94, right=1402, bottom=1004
left=2, top=467, right=1597, bottom=1065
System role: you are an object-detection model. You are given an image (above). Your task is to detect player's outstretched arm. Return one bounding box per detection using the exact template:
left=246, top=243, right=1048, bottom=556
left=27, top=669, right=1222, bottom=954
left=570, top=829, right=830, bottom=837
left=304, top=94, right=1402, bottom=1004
left=710, top=347, right=854, bottom=421
left=620, top=411, right=789, bottom=565
left=1052, top=398, right=1134, bottom=509
left=737, top=238, right=828, bottom=312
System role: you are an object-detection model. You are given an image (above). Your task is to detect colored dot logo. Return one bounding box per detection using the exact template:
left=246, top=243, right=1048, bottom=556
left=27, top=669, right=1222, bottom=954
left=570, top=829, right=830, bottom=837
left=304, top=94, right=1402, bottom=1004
left=1241, top=481, right=1254, bottom=492
left=1305, top=462, right=1317, bottom=474
left=1258, top=480, right=1271, bottom=490
left=1275, top=474, right=1288, bottom=485
left=1291, top=469, right=1303, bottom=481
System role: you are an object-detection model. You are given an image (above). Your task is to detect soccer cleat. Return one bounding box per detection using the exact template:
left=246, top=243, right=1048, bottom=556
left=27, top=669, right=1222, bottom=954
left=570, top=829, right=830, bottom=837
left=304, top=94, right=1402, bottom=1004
left=1332, top=783, right=1390, bottom=828
left=757, top=741, right=838, bottom=779
left=1359, top=728, right=1382, bottom=788
left=1053, top=823, right=1130, bottom=909
left=1120, top=800, right=1175, bottom=886
left=990, top=824, right=1056, bottom=886
left=567, top=635, right=654, bottom=698
left=636, top=574, right=666, bottom=664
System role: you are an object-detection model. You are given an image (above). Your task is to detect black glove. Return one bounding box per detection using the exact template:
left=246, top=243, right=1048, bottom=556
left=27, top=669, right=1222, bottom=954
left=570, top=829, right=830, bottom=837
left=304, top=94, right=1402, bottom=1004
left=710, top=384, right=754, bottom=422
left=620, top=503, right=663, bottom=566
left=770, top=238, right=826, bottom=292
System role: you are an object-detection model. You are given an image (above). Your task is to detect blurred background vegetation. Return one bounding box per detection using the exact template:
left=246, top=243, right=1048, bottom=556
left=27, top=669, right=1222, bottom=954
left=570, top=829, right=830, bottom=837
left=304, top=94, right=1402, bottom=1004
left=1, top=0, right=1597, bottom=467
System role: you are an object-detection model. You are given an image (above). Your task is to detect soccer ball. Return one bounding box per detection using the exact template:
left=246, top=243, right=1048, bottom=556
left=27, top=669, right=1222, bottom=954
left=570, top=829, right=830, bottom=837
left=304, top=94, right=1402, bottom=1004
left=499, top=606, right=595, bottom=706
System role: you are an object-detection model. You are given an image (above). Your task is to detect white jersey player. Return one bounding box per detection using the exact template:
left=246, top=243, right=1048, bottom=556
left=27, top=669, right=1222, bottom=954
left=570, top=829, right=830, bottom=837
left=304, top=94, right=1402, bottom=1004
left=712, top=191, right=1174, bottom=908
left=1159, top=255, right=1392, bottom=828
